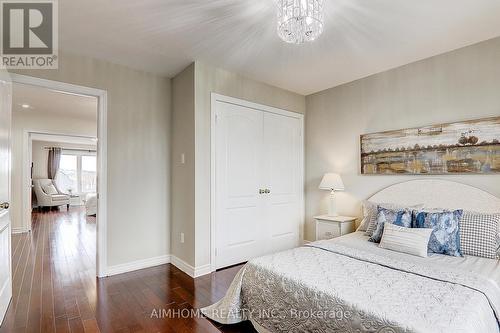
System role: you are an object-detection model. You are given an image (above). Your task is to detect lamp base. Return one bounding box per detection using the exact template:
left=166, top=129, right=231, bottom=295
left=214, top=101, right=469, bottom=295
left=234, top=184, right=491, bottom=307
left=327, top=191, right=339, bottom=216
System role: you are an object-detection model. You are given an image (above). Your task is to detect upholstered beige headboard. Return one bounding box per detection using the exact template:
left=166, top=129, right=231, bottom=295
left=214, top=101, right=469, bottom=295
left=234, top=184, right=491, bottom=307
left=368, top=179, right=500, bottom=213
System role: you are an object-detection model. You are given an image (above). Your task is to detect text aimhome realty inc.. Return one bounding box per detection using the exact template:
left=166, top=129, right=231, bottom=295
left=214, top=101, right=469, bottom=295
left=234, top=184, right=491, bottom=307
left=150, top=307, right=348, bottom=320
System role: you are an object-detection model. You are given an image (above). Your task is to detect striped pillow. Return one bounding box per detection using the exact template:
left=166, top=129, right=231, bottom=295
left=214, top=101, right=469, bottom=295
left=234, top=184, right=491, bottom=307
left=379, top=223, right=433, bottom=257
left=460, top=211, right=500, bottom=259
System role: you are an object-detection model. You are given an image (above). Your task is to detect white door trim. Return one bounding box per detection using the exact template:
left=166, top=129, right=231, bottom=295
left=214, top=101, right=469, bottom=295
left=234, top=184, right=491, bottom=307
left=10, top=73, right=108, bottom=278
left=210, top=93, right=304, bottom=272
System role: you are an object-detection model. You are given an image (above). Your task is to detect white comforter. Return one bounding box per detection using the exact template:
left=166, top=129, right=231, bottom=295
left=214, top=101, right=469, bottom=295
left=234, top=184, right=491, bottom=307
left=202, top=232, right=500, bottom=333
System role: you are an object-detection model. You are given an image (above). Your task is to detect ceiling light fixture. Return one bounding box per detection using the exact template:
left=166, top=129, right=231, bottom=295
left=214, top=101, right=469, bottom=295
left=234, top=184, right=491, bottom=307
left=21, top=104, right=31, bottom=109
left=277, top=0, right=324, bottom=44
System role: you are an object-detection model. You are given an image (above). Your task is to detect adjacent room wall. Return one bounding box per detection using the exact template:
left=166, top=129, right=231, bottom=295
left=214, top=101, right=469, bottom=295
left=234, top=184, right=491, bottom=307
left=193, top=61, right=306, bottom=269
left=10, top=51, right=172, bottom=268
left=11, top=109, right=97, bottom=232
left=305, top=37, right=500, bottom=241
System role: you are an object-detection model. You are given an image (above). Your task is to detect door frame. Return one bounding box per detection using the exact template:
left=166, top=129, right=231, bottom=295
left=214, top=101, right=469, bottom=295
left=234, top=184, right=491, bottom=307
left=210, top=93, right=304, bottom=272
left=10, top=73, right=108, bottom=278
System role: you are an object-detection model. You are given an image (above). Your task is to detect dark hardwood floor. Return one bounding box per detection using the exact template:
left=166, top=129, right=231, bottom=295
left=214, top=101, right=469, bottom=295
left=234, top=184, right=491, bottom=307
left=0, top=207, right=256, bottom=333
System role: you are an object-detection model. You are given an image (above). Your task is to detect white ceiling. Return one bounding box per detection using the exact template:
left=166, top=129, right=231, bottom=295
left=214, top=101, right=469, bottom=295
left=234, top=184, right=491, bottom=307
left=59, top=0, right=500, bottom=95
left=12, top=83, right=97, bottom=121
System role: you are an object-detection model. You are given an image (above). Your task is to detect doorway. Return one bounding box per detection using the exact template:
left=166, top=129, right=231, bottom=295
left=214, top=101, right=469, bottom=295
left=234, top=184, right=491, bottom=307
left=10, top=74, right=108, bottom=277
left=26, top=133, right=97, bottom=224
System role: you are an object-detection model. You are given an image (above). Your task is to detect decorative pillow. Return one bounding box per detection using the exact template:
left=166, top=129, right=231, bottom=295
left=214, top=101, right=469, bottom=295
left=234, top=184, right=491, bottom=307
left=459, top=211, right=500, bottom=259
left=42, top=184, right=58, bottom=195
left=369, top=207, right=412, bottom=243
left=356, top=217, right=369, bottom=232
left=365, top=202, right=424, bottom=236
left=362, top=201, right=378, bottom=234
left=379, top=223, right=433, bottom=257
left=356, top=201, right=375, bottom=232
left=413, top=210, right=463, bottom=257
left=497, top=234, right=500, bottom=259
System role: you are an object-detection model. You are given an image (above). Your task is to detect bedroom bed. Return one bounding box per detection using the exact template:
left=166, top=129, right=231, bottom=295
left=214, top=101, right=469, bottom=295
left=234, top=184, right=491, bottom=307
left=202, top=180, right=500, bottom=333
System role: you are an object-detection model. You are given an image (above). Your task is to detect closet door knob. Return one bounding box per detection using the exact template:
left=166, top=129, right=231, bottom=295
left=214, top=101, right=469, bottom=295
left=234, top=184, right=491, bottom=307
left=265, top=189, right=271, bottom=194
left=259, top=189, right=265, bottom=194
left=0, top=202, right=9, bottom=210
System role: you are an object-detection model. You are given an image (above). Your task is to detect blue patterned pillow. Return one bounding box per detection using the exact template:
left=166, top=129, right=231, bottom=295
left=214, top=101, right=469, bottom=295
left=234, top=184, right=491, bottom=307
left=369, top=207, right=412, bottom=243
left=413, top=210, right=463, bottom=257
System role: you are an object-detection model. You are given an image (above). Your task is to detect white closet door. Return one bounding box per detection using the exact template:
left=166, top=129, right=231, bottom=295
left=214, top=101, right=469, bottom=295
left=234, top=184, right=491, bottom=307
left=262, top=112, right=301, bottom=253
left=215, top=101, right=266, bottom=269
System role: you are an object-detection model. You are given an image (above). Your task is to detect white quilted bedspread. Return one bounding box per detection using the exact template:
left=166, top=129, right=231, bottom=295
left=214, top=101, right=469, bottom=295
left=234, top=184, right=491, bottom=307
left=202, top=236, right=500, bottom=333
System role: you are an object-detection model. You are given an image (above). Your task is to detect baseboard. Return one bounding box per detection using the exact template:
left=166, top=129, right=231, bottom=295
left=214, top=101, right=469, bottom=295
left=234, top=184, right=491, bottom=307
left=11, top=227, right=29, bottom=234
left=170, top=256, right=212, bottom=278
left=193, top=263, right=212, bottom=278
left=105, top=254, right=171, bottom=277
left=103, top=254, right=213, bottom=278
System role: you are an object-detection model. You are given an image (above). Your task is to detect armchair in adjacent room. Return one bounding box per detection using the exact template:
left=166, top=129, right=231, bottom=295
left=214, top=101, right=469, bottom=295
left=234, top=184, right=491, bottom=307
left=33, top=178, right=70, bottom=210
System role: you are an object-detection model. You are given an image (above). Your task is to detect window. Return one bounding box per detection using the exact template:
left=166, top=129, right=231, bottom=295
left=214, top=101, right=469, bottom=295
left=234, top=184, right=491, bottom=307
left=56, top=153, right=96, bottom=194
left=57, top=155, right=78, bottom=194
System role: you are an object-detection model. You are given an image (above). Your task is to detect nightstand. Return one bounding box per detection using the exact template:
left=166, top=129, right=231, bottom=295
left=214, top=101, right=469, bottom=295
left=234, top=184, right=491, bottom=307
left=314, top=215, right=356, bottom=240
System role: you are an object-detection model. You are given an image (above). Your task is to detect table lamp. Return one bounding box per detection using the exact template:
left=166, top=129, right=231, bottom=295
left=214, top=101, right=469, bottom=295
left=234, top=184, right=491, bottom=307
left=319, top=173, right=344, bottom=216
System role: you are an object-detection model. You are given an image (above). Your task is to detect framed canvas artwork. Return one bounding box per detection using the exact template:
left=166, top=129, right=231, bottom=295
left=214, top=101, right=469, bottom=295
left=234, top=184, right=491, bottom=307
left=360, top=117, right=500, bottom=175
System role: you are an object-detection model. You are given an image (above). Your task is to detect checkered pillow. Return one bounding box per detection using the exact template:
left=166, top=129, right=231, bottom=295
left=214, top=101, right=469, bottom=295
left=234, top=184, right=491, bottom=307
left=460, top=211, right=500, bottom=259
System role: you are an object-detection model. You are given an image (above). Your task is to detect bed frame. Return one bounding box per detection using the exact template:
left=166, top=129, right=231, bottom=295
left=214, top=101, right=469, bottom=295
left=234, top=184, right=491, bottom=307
left=368, top=179, right=500, bottom=213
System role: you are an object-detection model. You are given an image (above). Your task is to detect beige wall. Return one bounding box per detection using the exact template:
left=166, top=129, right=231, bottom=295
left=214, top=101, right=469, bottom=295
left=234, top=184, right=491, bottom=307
left=11, top=109, right=97, bottom=232
left=305, top=37, right=500, bottom=241
left=193, top=62, right=306, bottom=267
left=10, top=51, right=172, bottom=267
left=171, top=64, right=195, bottom=265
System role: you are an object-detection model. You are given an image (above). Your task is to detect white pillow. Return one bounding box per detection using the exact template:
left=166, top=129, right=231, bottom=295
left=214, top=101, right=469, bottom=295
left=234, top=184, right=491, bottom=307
left=42, top=184, right=58, bottom=195
left=379, top=223, right=433, bottom=258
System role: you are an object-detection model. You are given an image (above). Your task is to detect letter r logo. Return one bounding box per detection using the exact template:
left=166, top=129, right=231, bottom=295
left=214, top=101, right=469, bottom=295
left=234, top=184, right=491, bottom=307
left=2, top=1, right=53, bottom=54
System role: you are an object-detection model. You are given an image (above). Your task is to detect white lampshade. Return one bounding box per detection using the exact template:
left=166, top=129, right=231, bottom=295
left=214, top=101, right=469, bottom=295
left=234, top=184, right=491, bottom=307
left=319, top=173, right=345, bottom=191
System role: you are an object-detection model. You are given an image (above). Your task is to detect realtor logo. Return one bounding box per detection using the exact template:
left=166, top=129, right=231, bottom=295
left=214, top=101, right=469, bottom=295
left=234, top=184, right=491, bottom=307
left=1, top=0, right=58, bottom=68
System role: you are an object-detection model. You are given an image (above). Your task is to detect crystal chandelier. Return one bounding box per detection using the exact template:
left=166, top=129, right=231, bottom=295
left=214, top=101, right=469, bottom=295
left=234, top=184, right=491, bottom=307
left=277, top=0, right=325, bottom=44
